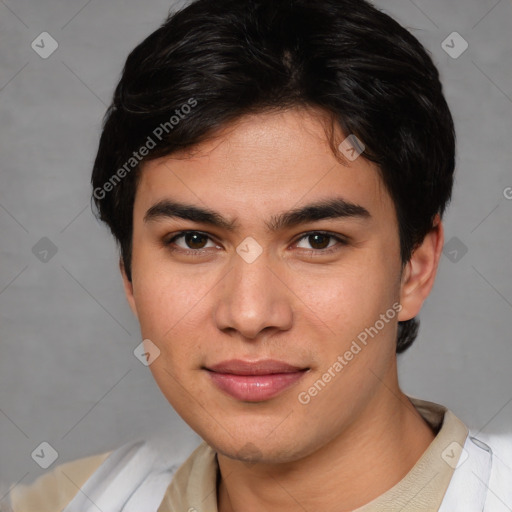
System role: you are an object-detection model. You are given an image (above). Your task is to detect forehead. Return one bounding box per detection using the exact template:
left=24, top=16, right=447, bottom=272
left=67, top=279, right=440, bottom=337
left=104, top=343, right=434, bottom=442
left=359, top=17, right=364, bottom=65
left=134, top=108, right=392, bottom=225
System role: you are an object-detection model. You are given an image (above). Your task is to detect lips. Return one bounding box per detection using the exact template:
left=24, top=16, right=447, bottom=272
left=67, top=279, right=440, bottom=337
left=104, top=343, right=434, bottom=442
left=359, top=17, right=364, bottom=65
left=205, top=359, right=308, bottom=401
left=207, top=359, right=305, bottom=375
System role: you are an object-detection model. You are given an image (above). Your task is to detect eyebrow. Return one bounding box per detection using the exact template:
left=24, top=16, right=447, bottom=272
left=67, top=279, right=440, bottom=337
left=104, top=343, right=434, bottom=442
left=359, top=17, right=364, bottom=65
left=143, top=197, right=371, bottom=232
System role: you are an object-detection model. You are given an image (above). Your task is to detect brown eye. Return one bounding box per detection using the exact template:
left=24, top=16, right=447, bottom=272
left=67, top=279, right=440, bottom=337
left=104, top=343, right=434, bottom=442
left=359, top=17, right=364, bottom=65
left=166, top=231, right=217, bottom=251
left=294, top=232, right=348, bottom=254
left=308, top=234, right=331, bottom=249
left=183, top=232, right=209, bottom=249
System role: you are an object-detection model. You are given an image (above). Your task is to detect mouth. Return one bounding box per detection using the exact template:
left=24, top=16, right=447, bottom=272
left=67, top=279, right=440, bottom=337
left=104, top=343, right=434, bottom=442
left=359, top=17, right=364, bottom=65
left=204, top=359, right=309, bottom=402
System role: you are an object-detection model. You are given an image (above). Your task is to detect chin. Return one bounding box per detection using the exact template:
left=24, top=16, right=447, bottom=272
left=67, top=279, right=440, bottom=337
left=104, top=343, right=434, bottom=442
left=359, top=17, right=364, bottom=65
left=205, top=430, right=317, bottom=465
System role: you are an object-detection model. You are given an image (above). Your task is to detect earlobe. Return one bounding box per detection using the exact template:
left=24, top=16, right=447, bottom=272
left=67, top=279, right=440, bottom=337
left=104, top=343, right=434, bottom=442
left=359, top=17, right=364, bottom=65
left=398, top=215, right=444, bottom=322
left=119, top=258, right=139, bottom=319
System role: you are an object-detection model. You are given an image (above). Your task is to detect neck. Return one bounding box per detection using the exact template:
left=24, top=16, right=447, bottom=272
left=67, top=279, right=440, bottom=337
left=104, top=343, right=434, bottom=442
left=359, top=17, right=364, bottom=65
left=217, top=388, right=435, bottom=512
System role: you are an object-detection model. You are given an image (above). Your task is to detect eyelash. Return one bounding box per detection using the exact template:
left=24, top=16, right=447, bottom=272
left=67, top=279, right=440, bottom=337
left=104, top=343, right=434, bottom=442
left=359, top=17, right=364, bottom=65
left=164, top=230, right=348, bottom=257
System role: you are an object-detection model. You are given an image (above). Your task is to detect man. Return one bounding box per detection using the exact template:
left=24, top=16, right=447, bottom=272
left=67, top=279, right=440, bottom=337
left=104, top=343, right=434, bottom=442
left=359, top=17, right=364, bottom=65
left=4, top=0, right=511, bottom=510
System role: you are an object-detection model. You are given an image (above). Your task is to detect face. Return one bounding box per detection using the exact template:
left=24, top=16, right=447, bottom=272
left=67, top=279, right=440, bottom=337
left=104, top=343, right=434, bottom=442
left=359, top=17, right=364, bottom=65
left=122, top=108, right=428, bottom=463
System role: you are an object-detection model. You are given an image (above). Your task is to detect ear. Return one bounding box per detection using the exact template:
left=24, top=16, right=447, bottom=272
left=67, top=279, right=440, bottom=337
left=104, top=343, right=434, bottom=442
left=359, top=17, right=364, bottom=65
left=119, top=258, right=139, bottom=320
left=398, top=214, right=444, bottom=322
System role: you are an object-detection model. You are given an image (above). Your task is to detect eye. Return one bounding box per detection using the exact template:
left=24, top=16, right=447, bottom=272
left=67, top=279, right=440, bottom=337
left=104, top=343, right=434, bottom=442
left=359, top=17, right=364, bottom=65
left=166, top=231, right=219, bottom=252
left=164, top=230, right=348, bottom=257
left=294, top=232, right=347, bottom=253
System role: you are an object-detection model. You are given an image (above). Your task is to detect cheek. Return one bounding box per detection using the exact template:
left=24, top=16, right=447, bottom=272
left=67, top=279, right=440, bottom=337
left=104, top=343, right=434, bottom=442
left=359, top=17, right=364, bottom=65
left=291, top=253, right=399, bottom=334
left=130, top=264, right=204, bottom=347
left=292, top=263, right=400, bottom=417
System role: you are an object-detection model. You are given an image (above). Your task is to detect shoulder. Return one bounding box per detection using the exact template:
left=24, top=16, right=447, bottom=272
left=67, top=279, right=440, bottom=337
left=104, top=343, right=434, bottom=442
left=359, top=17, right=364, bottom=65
left=5, top=451, right=112, bottom=512
left=478, top=431, right=512, bottom=478
left=469, top=430, right=512, bottom=469
left=3, top=433, right=202, bottom=512
left=468, top=430, right=512, bottom=509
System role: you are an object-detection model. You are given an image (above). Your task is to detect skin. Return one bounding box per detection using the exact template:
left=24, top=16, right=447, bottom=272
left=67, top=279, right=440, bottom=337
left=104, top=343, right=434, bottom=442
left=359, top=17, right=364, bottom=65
left=121, top=107, right=444, bottom=512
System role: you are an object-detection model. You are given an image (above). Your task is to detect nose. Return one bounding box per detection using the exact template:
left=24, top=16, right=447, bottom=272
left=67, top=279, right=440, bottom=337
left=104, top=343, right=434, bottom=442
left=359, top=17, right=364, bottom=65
left=213, top=248, right=294, bottom=340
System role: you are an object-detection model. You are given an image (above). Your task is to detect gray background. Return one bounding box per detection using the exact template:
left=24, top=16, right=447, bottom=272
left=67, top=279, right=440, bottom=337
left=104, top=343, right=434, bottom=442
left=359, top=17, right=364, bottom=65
left=0, top=0, right=511, bottom=489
